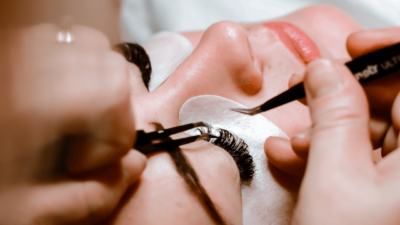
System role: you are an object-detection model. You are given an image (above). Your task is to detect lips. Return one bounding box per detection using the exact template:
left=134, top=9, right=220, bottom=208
left=263, top=22, right=321, bottom=64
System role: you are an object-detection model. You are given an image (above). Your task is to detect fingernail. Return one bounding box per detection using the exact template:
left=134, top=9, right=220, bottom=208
left=292, top=72, right=304, bottom=79
left=306, top=59, right=342, bottom=99
left=292, top=127, right=310, bottom=139
left=293, top=132, right=306, bottom=139
left=288, top=72, right=305, bottom=88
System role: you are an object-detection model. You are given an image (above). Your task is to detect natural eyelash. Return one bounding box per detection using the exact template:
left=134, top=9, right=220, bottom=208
left=197, top=124, right=255, bottom=182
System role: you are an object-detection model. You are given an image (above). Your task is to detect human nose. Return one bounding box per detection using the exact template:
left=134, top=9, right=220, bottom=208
left=197, top=21, right=264, bottom=95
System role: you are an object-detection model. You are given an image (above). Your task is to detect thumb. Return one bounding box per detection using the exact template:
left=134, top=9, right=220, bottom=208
left=304, top=59, right=373, bottom=173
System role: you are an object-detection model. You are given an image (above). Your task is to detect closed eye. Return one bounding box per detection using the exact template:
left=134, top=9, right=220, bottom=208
left=197, top=124, right=255, bottom=182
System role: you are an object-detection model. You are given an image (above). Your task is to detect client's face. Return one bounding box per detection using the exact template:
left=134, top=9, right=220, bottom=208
left=111, top=5, right=362, bottom=225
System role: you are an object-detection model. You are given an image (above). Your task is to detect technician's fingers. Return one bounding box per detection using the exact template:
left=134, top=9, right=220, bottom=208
left=347, top=28, right=400, bottom=113
left=65, top=52, right=136, bottom=173
left=16, top=24, right=137, bottom=173
left=382, top=125, right=398, bottom=157
left=265, top=136, right=306, bottom=177
left=382, top=92, right=400, bottom=156
left=288, top=73, right=305, bottom=89
left=370, top=115, right=391, bottom=150
left=288, top=59, right=350, bottom=106
left=291, top=126, right=311, bottom=159
left=121, top=150, right=147, bottom=184
left=72, top=25, right=112, bottom=50
left=304, top=59, right=373, bottom=173
left=22, top=151, right=145, bottom=224
left=67, top=94, right=136, bottom=173
left=347, top=28, right=400, bottom=59
left=376, top=90, right=400, bottom=180
left=347, top=29, right=400, bottom=149
left=376, top=147, right=400, bottom=182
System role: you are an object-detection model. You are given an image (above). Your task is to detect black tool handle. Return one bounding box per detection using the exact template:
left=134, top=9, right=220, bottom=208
left=260, top=83, right=305, bottom=112
left=259, top=42, right=400, bottom=112
left=346, top=42, right=400, bottom=84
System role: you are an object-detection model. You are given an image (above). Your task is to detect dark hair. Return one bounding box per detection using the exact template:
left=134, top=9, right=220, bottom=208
left=199, top=125, right=255, bottom=182
left=116, top=42, right=152, bottom=89
left=151, top=123, right=227, bottom=225
left=168, top=148, right=227, bottom=225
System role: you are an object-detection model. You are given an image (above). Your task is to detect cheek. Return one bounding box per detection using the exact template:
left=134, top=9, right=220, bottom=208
left=260, top=47, right=304, bottom=96
left=262, top=101, right=311, bottom=138
left=111, top=153, right=217, bottom=225
left=185, top=148, right=243, bottom=225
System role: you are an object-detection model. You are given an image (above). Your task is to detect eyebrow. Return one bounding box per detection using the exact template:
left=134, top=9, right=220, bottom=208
left=168, top=147, right=227, bottom=224
left=116, top=42, right=152, bottom=90
left=151, top=122, right=227, bottom=225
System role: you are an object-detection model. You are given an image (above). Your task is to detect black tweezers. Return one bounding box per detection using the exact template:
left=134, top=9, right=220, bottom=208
left=134, top=122, right=216, bottom=155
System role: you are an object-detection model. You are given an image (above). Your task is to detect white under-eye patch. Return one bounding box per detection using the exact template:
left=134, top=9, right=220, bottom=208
left=143, top=32, right=193, bottom=91
left=179, top=95, right=296, bottom=225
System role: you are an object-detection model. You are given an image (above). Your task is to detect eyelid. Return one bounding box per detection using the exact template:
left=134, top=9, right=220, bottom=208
left=197, top=124, right=255, bottom=182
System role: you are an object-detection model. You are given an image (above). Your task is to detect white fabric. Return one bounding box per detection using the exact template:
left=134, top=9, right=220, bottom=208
left=142, top=32, right=193, bottom=91
left=121, top=0, right=400, bottom=43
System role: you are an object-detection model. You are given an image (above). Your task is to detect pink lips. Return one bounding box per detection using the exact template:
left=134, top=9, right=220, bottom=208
left=263, top=22, right=321, bottom=64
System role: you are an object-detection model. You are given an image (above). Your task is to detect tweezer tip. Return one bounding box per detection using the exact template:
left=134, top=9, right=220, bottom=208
left=208, top=134, right=218, bottom=139
left=197, top=133, right=218, bottom=141
left=193, top=121, right=207, bottom=127
left=230, top=107, right=262, bottom=116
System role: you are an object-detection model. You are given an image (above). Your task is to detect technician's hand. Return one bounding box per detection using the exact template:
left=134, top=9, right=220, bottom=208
left=292, top=59, right=400, bottom=225
left=0, top=24, right=146, bottom=224
left=265, top=27, right=400, bottom=176
left=347, top=27, right=400, bottom=155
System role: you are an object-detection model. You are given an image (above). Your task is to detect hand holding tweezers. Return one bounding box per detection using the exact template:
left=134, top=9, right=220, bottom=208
left=134, top=122, right=215, bottom=155
left=231, top=42, right=400, bottom=115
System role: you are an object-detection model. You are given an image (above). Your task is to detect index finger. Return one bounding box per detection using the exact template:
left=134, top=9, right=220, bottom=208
left=347, top=27, right=400, bottom=59
left=304, top=60, right=374, bottom=173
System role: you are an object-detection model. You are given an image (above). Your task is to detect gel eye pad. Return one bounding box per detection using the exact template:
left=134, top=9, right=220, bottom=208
left=143, top=32, right=193, bottom=92
left=179, top=95, right=296, bottom=225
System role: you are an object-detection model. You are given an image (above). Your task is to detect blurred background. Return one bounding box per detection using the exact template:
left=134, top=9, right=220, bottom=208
left=121, top=0, right=400, bottom=43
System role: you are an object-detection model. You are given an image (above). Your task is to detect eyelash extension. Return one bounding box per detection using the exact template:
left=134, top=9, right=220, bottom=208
left=116, top=42, right=152, bottom=90
left=198, top=124, right=255, bottom=182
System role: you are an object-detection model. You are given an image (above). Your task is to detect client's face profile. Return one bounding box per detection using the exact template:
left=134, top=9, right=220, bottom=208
left=111, top=5, right=362, bottom=225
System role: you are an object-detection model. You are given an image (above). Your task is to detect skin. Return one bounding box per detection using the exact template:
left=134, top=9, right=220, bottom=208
left=110, top=5, right=363, bottom=225
left=266, top=27, right=400, bottom=177
left=293, top=55, right=400, bottom=224
left=0, top=8, right=146, bottom=224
